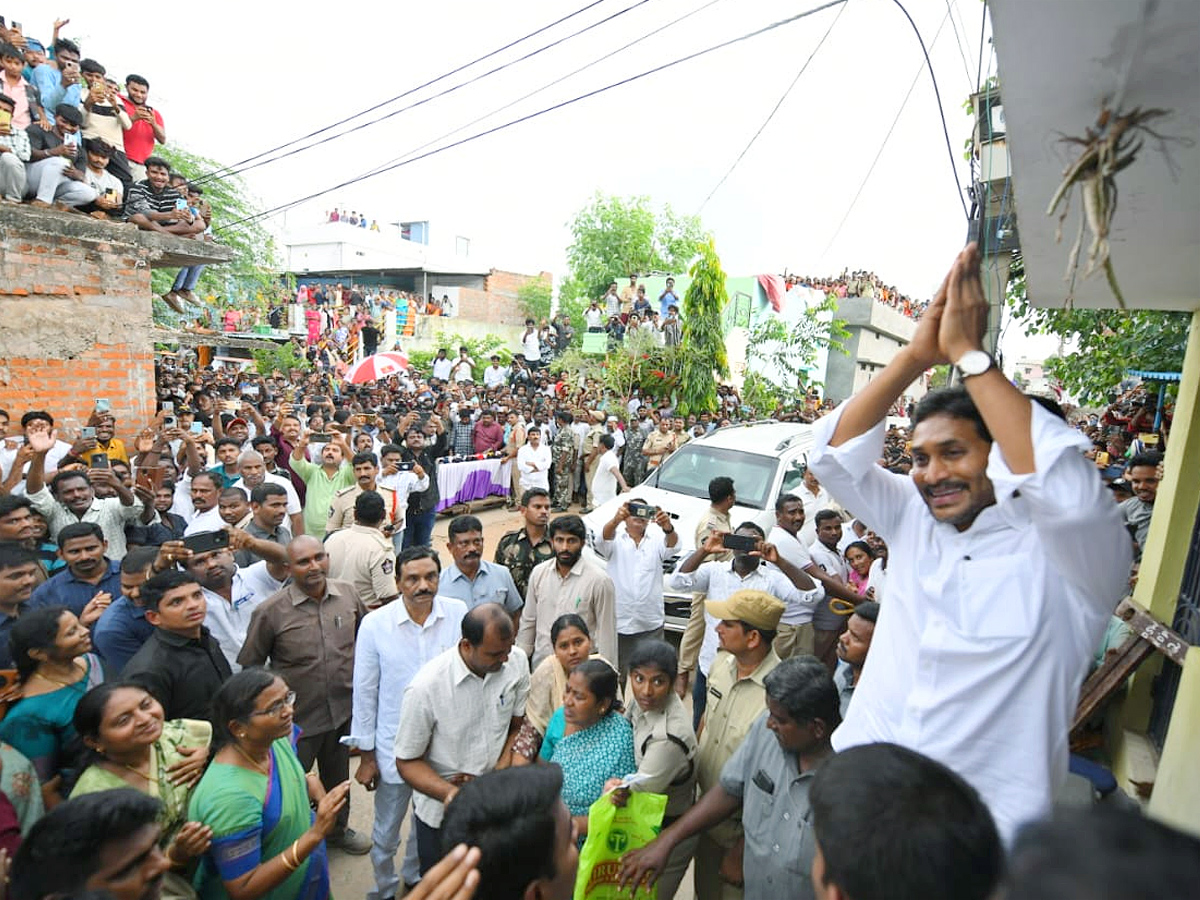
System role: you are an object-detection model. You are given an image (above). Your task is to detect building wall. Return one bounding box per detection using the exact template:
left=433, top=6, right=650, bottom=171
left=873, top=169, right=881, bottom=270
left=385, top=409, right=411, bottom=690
left=822, top=295, right=924, bottom=404
left=0, top=205, right=231, bottom=438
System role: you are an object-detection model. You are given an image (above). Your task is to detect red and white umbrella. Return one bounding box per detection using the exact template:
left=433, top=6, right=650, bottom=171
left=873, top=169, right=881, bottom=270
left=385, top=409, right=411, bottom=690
left=344, top=350, right=410, bottom=384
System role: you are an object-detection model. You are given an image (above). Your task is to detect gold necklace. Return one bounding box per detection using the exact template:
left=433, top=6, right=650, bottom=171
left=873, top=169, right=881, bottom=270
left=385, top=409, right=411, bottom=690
left=233, top=742, right=271, bottom=775
left=35, top=662, right=84, bottom=689
left=123, top=762, right=159, bottom=785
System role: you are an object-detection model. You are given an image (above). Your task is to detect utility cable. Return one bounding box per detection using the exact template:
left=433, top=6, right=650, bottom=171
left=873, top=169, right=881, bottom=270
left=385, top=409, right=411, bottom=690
left=944, top=0, right=975, bottom=89
left=696, top=0, right=848, bottom=212
left=194, top=0, right=615, bottom=183
left=817, top=7, right=953, bottom=263
left=354, top=0, right=732, bottom=182
left=200, top=0, right=659, bottom=184
left=890, top=0, right=968, bottom=220
left=218, top=0, right=850, bottom=234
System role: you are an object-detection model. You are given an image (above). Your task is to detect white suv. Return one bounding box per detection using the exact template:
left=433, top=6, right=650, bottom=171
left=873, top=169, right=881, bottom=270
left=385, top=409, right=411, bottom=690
left=583, top=420, right=816, bottom=631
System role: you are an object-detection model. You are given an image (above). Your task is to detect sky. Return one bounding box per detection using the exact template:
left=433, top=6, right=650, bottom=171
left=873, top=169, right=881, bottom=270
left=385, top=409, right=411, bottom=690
left=18, top=0, right=1059, bottom=363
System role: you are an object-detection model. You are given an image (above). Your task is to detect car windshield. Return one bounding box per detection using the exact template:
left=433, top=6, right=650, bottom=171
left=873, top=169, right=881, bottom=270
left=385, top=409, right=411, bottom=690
left=652, top=444, right=779, bottom=509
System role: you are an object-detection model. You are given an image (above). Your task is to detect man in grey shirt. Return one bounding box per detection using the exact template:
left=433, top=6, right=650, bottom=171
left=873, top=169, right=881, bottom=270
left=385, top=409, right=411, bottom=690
left=619, top=656, right=838, bottom=899
left=1119, top=452, right=1160, bottom=558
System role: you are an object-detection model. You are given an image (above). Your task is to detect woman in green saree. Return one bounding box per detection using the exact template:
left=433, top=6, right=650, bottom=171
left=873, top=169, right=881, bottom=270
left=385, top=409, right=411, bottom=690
left=188, top=668, right=349, bottom=900
left=70, top=682, right=213, bottom=897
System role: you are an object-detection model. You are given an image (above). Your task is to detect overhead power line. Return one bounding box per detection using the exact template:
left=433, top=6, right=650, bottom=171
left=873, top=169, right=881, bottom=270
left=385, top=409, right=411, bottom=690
left=354, top=0, right=733, bottom=183
left=889, top=0, right=969, bottom=220
left=199, top=0, right=660, bottom=185
left=218, top=0, right=851, bottom=234
left=817, top=7, right=954, bottom=263
left=193, top=0, right=617, bottom=183
left=697, top=0, right=849, bottom=212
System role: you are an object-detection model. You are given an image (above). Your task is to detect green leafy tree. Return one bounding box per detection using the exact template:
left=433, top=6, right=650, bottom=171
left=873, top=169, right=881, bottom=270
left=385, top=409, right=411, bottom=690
left=517, top=278, right=553, bottom=323
left=742, top=296, right=849, bottom=412
left=149, top=145, right=284, bottom=325
left=250, top=340, right=311, bottom=376
left=677, top=238, right=731, bottom=415
left=406, top=333, right=513, bottom=377
left=1006, top=257, right=1189, bottom=402
left=562, top=193, right=705, bottom=302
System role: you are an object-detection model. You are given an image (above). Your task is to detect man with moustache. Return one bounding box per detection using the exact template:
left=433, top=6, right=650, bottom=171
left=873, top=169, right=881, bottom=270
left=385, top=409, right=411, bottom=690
left=806, top=245, right=1131, bottom=843
left=439, top=514, right=522, bottom=619
left=347, top=547, right=468, bottom=899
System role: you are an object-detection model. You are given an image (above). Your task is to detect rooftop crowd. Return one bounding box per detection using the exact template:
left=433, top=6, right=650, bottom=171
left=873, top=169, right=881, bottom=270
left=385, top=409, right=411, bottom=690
left=787, top=270, right=931, bottom=320
left=0, top=242, right=1193, bottom=900
left=0, top=15, right=218, bottom=316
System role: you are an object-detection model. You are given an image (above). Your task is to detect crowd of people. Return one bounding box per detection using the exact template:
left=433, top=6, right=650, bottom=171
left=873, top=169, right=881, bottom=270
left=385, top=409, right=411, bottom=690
left=0, top=245, right=1192, bottom=900
left=0, top=16, right=217, bottom=316
left=326, top=209, right=380, bottom=231
left=786, top=269, right=931, bottom=320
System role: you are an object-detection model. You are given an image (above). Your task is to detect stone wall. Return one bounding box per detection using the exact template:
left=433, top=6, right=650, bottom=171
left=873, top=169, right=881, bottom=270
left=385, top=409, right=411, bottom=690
left=0, top=205, right=231, bottom=436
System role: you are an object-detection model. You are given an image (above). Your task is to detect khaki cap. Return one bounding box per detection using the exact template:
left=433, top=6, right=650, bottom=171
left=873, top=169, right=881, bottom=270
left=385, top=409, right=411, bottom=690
left=705, top=589, right=785, bottom=631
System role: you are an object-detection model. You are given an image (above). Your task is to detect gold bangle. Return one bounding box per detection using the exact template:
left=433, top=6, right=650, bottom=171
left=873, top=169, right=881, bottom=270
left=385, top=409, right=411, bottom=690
left=281, top=840, right=301, bottom=871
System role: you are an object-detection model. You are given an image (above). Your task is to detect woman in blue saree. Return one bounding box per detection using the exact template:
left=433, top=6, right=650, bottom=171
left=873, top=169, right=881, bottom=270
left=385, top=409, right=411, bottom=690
left=188, top=668, right=350, bottom=900
left=540, top=658, right=635, bottom=838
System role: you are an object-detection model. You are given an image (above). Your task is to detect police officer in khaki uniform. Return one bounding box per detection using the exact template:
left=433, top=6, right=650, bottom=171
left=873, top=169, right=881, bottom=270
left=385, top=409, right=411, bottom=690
left=325, top=491, right=399, bottom=608
left=327, top=451, right=401, bottom=536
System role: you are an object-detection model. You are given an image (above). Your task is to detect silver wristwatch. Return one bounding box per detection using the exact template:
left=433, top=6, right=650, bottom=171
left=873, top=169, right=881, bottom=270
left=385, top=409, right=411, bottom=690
left=955, top=349, right=994, bottom=379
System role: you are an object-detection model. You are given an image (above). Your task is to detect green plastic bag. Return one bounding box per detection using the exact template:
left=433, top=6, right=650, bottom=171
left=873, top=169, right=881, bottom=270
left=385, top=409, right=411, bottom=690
left=574, top=790, right=668, bottom=900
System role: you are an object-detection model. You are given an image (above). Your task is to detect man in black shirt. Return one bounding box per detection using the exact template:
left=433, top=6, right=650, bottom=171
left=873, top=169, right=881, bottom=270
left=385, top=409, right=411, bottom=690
left=122, top=569, right=232, bottom=721
left=24, top=103, right=96, bottom=209
left=400, top=422, right=448, bottom=550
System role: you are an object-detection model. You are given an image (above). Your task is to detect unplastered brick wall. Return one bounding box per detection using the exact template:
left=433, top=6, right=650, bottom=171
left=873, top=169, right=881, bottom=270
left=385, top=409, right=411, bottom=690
left=0, top=205, right=231, bottom=438
left=453, top=269, right=552, bottom=325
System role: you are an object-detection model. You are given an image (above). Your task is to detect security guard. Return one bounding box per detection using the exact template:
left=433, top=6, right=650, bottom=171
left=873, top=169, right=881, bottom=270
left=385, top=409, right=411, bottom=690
left=325, top=491, right=399, bottom=608
left=327, top=451, right=399, bottom=536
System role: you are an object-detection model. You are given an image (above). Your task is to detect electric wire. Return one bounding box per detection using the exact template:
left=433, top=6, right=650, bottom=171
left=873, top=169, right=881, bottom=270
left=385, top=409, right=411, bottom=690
left=890, top=0, right=969, bottom=220
left=192, top=0, right=616, bottom=183
left=944, top=0, right=975, bottom=89
left=816, top=7, right=954, bottom=263
left=198, top=0, right=659, bottom=185
left=218, top=0, right=851, bottom=234
left=354, top=0, right=731, bottom=183
left=696, top=0, right=849, bottom=212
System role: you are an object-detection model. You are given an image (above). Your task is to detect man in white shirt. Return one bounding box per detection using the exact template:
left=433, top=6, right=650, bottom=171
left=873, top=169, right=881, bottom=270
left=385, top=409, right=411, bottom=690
left=807, top=244, right=1131, bottom=843
left=430, top=348, right=454, bottom=382
left=516, top=427, right=552, bottom=494
left=396, top=603, right=530, bottom=874
left=808, top=508, right=852, bottom=670
left=482, top=355, right=508, bottom=389
left=797, top=466, right=837, bottom=546
left=767, top=494, right=828, bottom=659
left=584, top=300, right=604, bottom=331
left=520, top=319, right=541, bottom=367
left=450, top=347, right=475, bottom=383
left=231, top=449, right=303, bottom=537
left=593, top=499, right=679, bottom=675
left=182, top=471, right=225, bottom=535
left=669, top=522, right=821, bottom=730
left=347, top=547, right=468, bottom=900
left=181, top=544, right=270, bottom=670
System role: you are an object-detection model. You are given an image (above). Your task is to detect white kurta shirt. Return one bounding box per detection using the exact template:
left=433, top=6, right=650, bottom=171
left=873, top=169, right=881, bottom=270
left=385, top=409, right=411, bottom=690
left=516, top=442, right=552, bottom=492
left=807, top=401, right=1131, bottom=844
left=347, top=595, right=467, bottom=783
left=593, top=527, right=675, bottom=633
left=395, top=644, right=530, bottom=827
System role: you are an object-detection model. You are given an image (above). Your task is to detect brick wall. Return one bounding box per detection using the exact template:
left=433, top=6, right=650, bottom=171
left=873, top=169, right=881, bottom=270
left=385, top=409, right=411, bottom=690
left=0, top=205, right=231, bottom=440
left=452, top=269, right=552, bottom=326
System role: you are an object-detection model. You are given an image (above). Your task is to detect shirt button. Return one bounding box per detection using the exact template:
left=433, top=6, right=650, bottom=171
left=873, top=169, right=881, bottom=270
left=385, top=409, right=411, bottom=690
left=783, top=812, right=790, bottom=821
left=773, top=844, right=780, bottom=852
